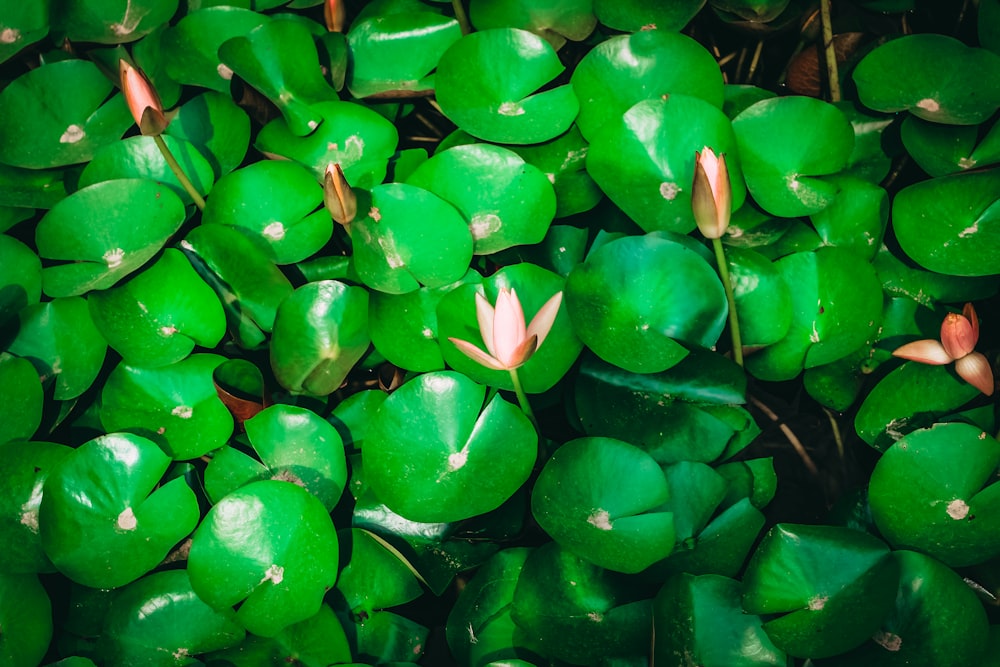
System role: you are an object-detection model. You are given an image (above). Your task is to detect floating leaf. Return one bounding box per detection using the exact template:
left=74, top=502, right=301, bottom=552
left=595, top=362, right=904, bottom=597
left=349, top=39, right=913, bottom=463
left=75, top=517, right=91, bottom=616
left=0, top=234, right=41, bottom=329
left=808, top=175, right=887, bottom=260
left=39, top=432, right=200, bottom=589
left=592, top=0, right=706, bottom=32
left=336, top=528, right=422, bottom=618
left=435, top=28, right=579, bottom=144
left=470, top=0, right=596, bottom=49
left=0, top=573, right=52, bottom=666
left=166, top=91, right=252, bottom=178
left=725, top=246, right=792, bottom=346
left=51, top=0, right=177, bottom=43
left=188, top=480, right=340, bottom=637
left=0, top=355, right=43, bottom=444
left=900, top=115, right=979, bottom=176
left=0, top=2, right=49, bottom=65
left=365, top=371, right=536, bottom=523
left=161, top=7, right=268, bottom=92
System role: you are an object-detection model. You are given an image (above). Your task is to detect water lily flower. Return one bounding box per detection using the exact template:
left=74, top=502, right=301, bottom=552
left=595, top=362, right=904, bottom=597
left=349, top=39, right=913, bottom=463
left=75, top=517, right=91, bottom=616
left=893, top=303, right=994, bottom=396
left=691, top=147, right=732, bottom=239
left=119, top=59, right=168, bottom=136
left=323, top=163, right=357, bottom=225
left=449, top=288, right=562, bottom=371
left=324, top=0, right=346, bottom=32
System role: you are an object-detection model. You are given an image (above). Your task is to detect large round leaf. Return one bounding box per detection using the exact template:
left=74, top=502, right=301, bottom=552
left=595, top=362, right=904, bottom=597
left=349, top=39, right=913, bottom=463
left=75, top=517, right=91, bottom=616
left=726, top=246, right=792, bottom=346
left=406, top=143, right=557, bottom=254
left=188, top=480, right=339, bottom=637
left=0, top=355, right=43, bottom=445
left=565, top=233, right=727, bottom=373
left=437, top=263, right=580, bottom=393
left=8, top=297, right=107, bottom=400
left=571, top=30, right=724, bottom=140
left=503, top=125, right=602, bottom=218
left=164, top=91, right=250, bottom=178
left=435, top=28, right=579, bottom=144
left=0, top=234, right=41, bottom=328
left=531, top=437, right=674, bottom=573
left=869, top=422, right=1000, bottom=567
left=0, top=439, right=72, bottom=573
left=809, top=175, right=887, bottom=261
left=742, top=523, right=898, bottom=659
left=900, top=115, right=979, bottom=177
left=255, top=100, right=399, bottom=187
left=732, top=96, right=855, bottom=218
left=0, top=573, right=52, bottom=666
left=470, top=0, right=596, bottom=49
left=587, top=95, right=744, bottom=233
left=0, top=2, right=48, bottom=66
left=364, top=371, right=537, bottom=523
left=202, top=160, right=329, bottom=265
left=88, top=248, right=226, bottom=368
left=336, top=528, right=422, bottom=618
left=39, top=432, right=200, bottom=589
left=0, top=59, right=132, bottom=168
left=593, top=0, right=706, bottom=32
left=101, top=354, right=234, bottom=460
left=51, top=0, right=176, bottom=43
left=853, top=34, right=1000, bottom=125
left=892, top=168, right=1000, bottom=276
left=36, top=179, right=186, bottom=297
left=270, top=280, right=370, bottom=396
left=161, top=7, right=268, bottom=92
left=97, top=570, right=245, bottom=665
left=351, top=183, right=472, bottom=294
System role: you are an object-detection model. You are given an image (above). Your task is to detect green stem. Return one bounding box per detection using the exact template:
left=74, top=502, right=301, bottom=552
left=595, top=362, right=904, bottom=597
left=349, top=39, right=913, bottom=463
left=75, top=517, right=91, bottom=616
left=154, top=134, right=206, bottom=211
left=819, top=0, right=841, bottom=102
left=509, top=367, right=537, bottom=429
left=713, top=236, right=743, bottom=366
left=451, top=0, right=472, bottom=35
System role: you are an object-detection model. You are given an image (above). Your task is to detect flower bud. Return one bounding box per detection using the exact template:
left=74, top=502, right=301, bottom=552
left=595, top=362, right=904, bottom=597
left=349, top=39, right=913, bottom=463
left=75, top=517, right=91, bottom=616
left=119, top=59, right=168, bottom=136
left=940, top=304, right=979, bottom=360
left=323, top=163, right=357, bottom=225
left=692, top=147, right=731, bottom=239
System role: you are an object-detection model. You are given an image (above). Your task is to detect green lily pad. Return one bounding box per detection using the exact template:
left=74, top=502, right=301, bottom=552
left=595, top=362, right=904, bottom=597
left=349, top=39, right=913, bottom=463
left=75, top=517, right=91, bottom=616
left=405, top=143, right=557, bottom=254
left=742, top=523, right=899, bottom=659
left=364, top=371, right=536, bottom=523
left=711, top=0, right=789, bottom=21
left=0, top=439, right=72, bottom=573
left=219, top=19, right=339, bottom=136
left=839, top=102, right=894, bottom=184
left=0, top=59, right=132, bottom=169
left=587, top=95, right=743, bottom=233
left=0, top=573, right=52, bottom=666
left=346, top=609, right=428, bottom=664
left=88, top=248, right=226, bottom=368
left=51, top=0, right=176, bottom=43
left=511, top=541, right=651, bottom=666
left=571, top=30, right=724, bottom=140
left=202, top=160, right=329, bottom=265
left=873, top=244, right=999, bottom=307
left=188, top=480, right=340, bottom=637
left=819, top=550, right=990, bottom=666
left=351, top=183, right=473, bottom=294
left=732, top=96, right=855, bottom=218
left=565, top=233, right=727, bottom=373
left=437, top=262, right=580, bottom=393
left=8, top=297, right=107, bottom=400
left=161, top=6, right=268, bottom=92
left=592, top=0, right=706, bottom=32
left=892, top=168, right=1000, bottom=276
left=0, top=356, right=42, bottom=445
left=434, top=28, right=579, bottom=144
left=336, top=528, right=423, bottom=618
left=503, top=125, right=602, bottom=218
left=39, top=432, right=200, bottom=589
left=36, top=179, right=186, bottom=298
left=270, top=280, right=370, bottom=396
left=0, top=234, right=41, bottom=329
left=531, top=436, right=674, bottom=573
left=180, top=224, right=295, bottom=349
left=901, top=115, right=980, bottom=176
left=470, top=0, right=596, bottom=49
left=745, top=247, right=882, bottom=381
left=853, top=33, right=1000, bottom=125
left=725, top=246, right=792, bottom=346
left=654, top=496, right=766, bottom=578
left=809, top=175, right=887, bottom=261
left=255, top=100, right=399, bottom=187
left=346, top=5, right=461, bottom=98
left=166, top=91, right=251, bottom=178
left=100, top=354, right=234, bottom=460
left=78, top=135, right=215, bottom=207
left=0, top=2, right=49, bottom=66
left=97, top=570, right=245, bottom=665
left=868, top=422, right=1000, bottom=567
left=0, top=163, right=68, bottom=211
left=654, top=573, right=787, bottom=667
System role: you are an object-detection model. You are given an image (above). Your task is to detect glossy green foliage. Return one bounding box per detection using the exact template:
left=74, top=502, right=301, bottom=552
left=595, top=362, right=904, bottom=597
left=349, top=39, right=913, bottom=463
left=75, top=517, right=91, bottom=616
left=166, top=91, right=251, bottom=178
left=0, top=572, right=52, bottom=666
left=470, top=0, right=596, bottom=49
left=0, top=2, right=48, bottom=65
left=52, top=0, right=176, bottom=43
left=593, top=0, right=706, bottom=32
left=725, top=246, right=792, bottom=346
left=0, top=355, right=43, bottom=442
left=336, top=529, right=422, bottom=617
left=162, top=7, right=268, bottom=92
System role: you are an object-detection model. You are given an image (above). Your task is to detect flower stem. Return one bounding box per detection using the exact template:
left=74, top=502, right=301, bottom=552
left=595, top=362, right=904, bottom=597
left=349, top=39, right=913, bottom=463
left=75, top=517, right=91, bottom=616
left=509, top=368, right=537, bottom=429
left=451, top=0, right=471, bottom=35
left=819, top=0, right=841, bottom=102
left=712, top=236, right=743, bottom=366
left=154, top=134, right=206, bottom=211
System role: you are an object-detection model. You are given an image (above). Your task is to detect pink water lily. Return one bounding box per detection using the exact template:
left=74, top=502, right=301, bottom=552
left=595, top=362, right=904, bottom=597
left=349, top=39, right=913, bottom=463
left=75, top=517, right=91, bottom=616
left=692, top=147, right=732, bottom=239
left=449, top=288, right=563, bottom=371
left=893, top=303, right=994, bottom=396
left=119, top=60, right=168, bottom=136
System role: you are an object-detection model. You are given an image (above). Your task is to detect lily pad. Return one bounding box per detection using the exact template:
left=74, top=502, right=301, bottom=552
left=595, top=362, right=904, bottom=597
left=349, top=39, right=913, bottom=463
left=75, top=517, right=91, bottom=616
left=88, top=248, right=226, bottom=368
left=0, top=573, right=52, bottom=666
left=0, top=356, right=43, bottom=444
left=0, top=2, right=49, bottom=66
left=336, top=528, right=423, bottom=618
left=0, top=233, right=41, bottom=329
left=434, top=28, right=579, bottom=144
left=188, top=480, right=340, bottom=637
left=900, top=115, right=980, bottom=176
left=732, top=96, right=855, bottom=218
left=0, top=59, right=132, bottom=169
left=166, top=91, right=252, bottom=177
left=51, top=0, right=177, bottom=43
left=36, top=179, right=186, bottom=298
left=469, top=0, right=596, bottom=49
left=868, top=422, right=1000, bottom=567
left=892, top=168, right=1000, bottom=276
left=39, top=432, right=200, bottom=589
left=100, top=354, right=234, bottom=460
left=725, top=246, right=792, bottom=346
left=808, top=175, right=887, bottom=261
left=364, top=371, right=537, bottom=523
left=161, top=6, right=268, bottom=92
left=406, top=143, right=557, bottom=255
left=853, top=33, right=1000, bottom=125
left=531, top=436, right=674, bottom=573
left=565, top=233, right=727, bottom=374
left=587, top=95, right=744, bottom=233
left=592, top=0, right=706, bottom=32
left=572, top=30, right=724, bottom=140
